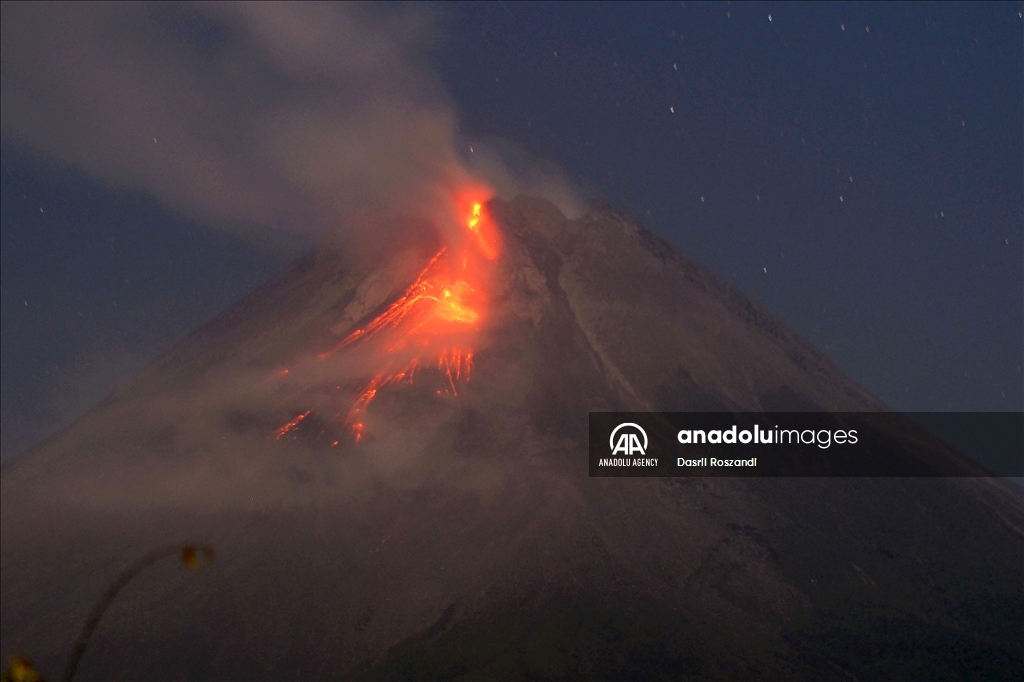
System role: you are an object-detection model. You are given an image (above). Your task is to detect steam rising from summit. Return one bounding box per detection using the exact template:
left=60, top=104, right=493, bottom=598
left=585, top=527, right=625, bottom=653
left=1, top=2, right=566, bottom=243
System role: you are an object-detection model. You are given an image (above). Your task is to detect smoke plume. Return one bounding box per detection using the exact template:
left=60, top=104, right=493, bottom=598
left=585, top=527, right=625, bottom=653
left=1, top=2, right=506, bottom=243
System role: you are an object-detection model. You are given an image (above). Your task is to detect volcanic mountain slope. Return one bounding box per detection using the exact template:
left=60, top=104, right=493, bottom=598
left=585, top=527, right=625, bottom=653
left=2, top=196, right=1021, bottom=680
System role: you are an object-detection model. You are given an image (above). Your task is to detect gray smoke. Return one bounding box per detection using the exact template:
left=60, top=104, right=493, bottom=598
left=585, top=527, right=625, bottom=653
left=1, top=2, right=485, bottom=241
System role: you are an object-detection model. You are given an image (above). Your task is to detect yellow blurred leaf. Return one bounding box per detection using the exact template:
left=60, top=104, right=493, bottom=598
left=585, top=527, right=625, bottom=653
left=2, top=656, right=44, bottom=682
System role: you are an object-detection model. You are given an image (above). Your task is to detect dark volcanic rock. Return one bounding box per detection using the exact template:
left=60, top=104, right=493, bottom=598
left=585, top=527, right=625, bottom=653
left=2, top=196, right=1021, bottom=680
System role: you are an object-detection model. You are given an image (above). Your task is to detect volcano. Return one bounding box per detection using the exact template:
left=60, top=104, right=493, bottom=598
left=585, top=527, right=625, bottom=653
left=2, top=196, right=1021, bottom=680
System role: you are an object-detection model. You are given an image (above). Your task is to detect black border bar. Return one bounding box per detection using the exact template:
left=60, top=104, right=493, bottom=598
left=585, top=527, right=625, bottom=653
left=589, top=412, right=1023, bottom=477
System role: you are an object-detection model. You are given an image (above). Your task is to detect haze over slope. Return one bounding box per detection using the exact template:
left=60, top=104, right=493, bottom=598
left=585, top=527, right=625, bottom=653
left=2, top=197, right=1021, bottom=680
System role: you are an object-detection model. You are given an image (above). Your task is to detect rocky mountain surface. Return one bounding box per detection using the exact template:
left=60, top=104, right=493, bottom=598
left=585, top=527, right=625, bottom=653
left=3, top=196, right=1021, bottom=680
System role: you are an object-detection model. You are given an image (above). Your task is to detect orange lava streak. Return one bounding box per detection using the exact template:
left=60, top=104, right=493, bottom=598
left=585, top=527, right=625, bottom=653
left=436, top=348, right=473, bottom=395
left=336, top=237, right=484, bottom=436
left=466, top=201, right=498, bottom=260
left=321, top=250, right=449, bottom=358
left=275, top=410, right=310, bottom=440
left=467, top=202, right=482, bottom=231
left=345, top=358, right=425, bottom=441
left=271, top=194, right=497, bottom=442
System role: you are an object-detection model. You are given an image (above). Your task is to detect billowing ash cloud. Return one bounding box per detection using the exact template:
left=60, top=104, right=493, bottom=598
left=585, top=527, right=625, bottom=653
left=0, top=1, right=589, bottom=466
left=1, top=2, right=495, bottom=241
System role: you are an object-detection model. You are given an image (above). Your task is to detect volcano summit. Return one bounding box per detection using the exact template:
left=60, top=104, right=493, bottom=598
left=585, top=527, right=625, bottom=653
left=2, top=196, right=1021, bottom=680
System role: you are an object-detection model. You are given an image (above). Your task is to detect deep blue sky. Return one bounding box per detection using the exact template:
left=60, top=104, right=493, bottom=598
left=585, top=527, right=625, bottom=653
left=2, top=2, right=1022, bottom=460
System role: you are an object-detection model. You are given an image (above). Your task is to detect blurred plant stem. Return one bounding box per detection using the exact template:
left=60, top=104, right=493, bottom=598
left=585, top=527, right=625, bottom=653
left=58, top=543, right=215, bottom=682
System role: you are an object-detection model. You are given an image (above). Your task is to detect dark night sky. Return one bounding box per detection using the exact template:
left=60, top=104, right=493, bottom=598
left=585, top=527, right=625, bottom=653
left=2, top=2, right=1022, bottom=461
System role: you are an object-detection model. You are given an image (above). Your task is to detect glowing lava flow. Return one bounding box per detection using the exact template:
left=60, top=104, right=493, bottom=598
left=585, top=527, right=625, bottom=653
left=319, top=247, right=480, bottom=357
left=274, top=410, right=310, bottom=439
left=273, top=197, right=498, bottom=443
